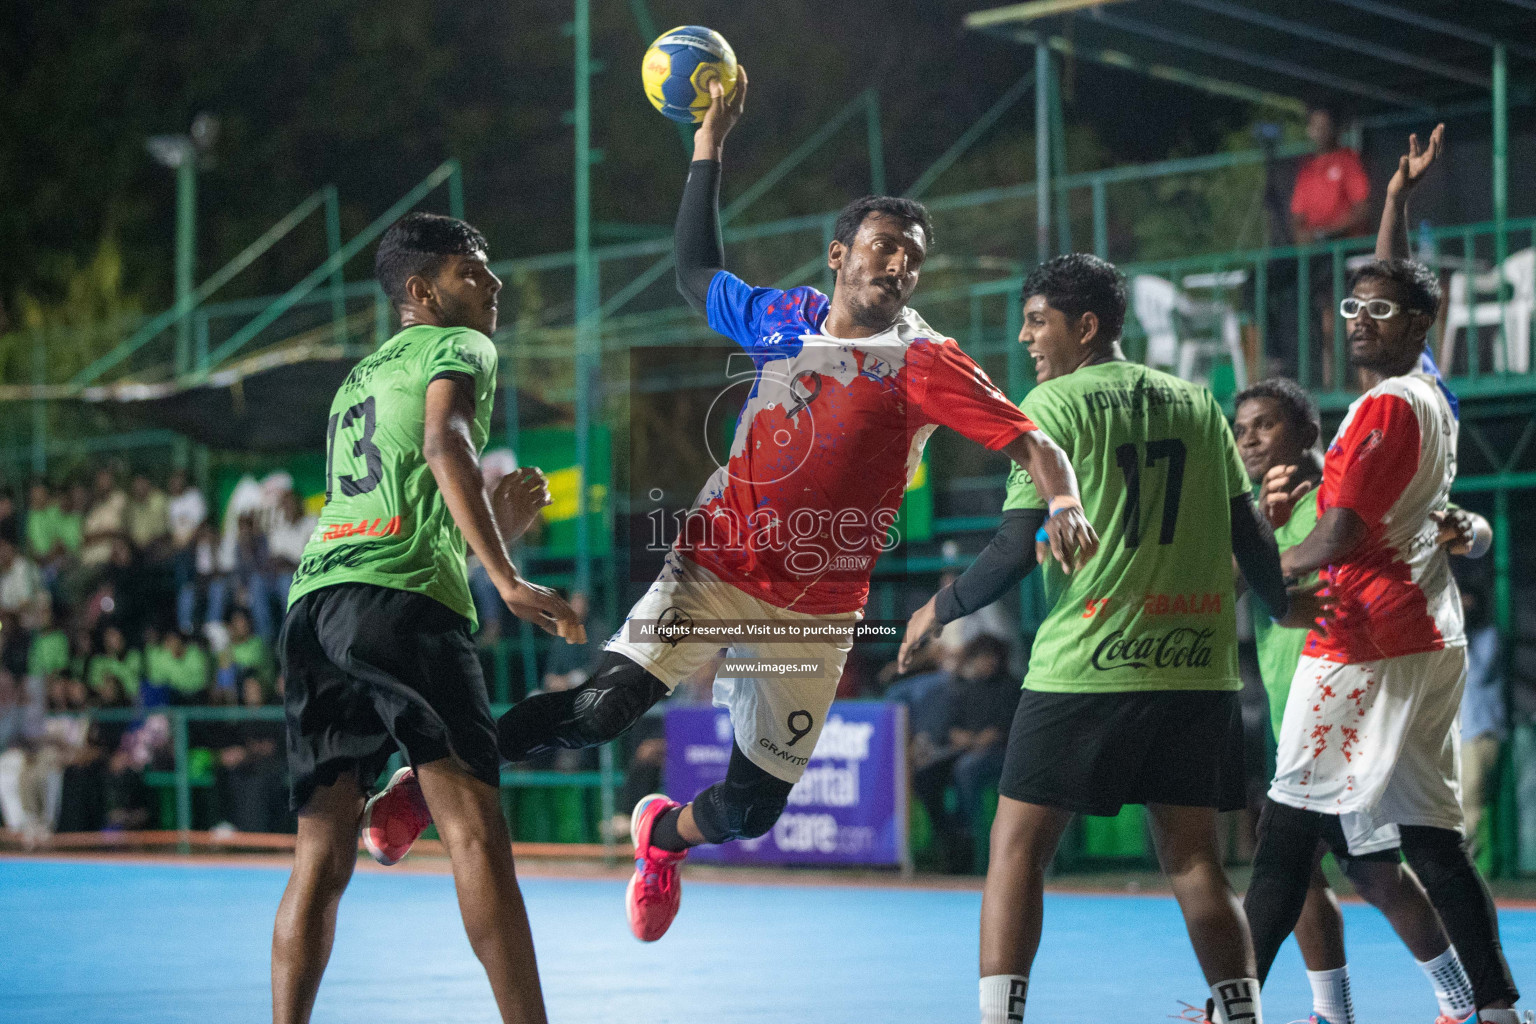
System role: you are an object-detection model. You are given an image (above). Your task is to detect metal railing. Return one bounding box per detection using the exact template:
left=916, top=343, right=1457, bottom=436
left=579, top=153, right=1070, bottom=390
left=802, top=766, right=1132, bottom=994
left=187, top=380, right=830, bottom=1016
left=74, top=704, right=620, bottom=857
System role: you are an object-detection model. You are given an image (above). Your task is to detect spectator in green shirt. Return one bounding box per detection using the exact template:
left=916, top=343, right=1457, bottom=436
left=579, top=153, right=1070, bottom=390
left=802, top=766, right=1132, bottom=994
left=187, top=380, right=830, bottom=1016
left=25, top=481, right=65, bottom=571
left=148, top=630, right=209, bottom=704
left=26, top=605, right=69, bottom=682
left=88, top=624, right=143, bottom=700
left=219, top=607, right=274, bottom=692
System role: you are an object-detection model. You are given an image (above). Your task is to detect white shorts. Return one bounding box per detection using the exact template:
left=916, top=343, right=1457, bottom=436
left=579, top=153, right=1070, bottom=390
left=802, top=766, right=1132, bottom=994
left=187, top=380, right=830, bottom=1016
left=1270, top=647, right=1466, bottom=839
left=604, top=553, right=857, bottom=783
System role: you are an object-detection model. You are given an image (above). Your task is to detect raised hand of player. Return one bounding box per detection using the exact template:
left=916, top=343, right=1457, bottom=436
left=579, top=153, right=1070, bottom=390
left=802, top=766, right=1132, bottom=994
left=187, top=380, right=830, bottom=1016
left=693, top=64, right=747, bottom=162
left=1276, top=580, right=1335, bottom=633
left=1261, top=463, right=1312, bottom=530
left=492, top=467, right=551, bottom=543
left=1035, top=505, right=1099, bottom=575
left=1386, top=122, right=1445, bottom=199
left=897, top=594, right=941, bottom=673
left=501, top=578, right=588, bottom=645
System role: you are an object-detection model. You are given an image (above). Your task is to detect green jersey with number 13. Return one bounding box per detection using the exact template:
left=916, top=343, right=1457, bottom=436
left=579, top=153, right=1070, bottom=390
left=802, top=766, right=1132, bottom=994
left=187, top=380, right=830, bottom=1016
left=287, top=324, right=498, bottom=628
left=1004, top=361, right=1249, bottom=693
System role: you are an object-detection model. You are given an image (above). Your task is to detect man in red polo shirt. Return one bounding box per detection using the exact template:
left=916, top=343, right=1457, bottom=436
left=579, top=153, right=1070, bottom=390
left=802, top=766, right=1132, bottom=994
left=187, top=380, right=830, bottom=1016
left=1291, top=104, right=1371, bottom=244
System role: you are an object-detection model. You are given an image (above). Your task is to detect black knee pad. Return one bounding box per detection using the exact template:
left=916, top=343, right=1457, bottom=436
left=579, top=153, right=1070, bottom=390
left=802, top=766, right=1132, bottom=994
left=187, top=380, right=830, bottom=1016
left=692, top=744, right=794, bottom=843
left=1398, top=825, right=1469, bottom=890
left=1253, top=798, right=1327, bottom=871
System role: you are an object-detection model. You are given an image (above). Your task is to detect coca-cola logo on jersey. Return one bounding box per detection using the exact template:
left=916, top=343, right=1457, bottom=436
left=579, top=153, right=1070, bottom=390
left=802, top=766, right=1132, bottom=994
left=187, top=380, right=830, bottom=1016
left=1091, top=627, right=1215, bottom=671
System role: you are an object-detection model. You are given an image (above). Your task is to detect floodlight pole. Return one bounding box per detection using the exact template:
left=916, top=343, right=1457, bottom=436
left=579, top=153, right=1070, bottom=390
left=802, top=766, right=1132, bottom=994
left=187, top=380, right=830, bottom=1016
left=573, top=0, right=596, bottom=596
left=174, top=156, right=196, bottom=376
left=1036, top=42, right=1051, bottom=263
left=1493, top=43, right=1511, bottom=357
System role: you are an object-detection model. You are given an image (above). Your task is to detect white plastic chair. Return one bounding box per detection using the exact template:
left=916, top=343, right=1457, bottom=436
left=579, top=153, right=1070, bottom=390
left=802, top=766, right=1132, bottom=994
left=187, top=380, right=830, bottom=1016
left=1131, top=274, right=1247, bottom=389
left=1445, top=247, right=1534, bottom=373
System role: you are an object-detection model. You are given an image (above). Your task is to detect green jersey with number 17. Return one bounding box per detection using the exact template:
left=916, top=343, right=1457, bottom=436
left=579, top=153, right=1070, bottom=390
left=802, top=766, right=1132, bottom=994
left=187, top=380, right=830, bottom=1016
left=1004, top=361, right=1249, bottom=693
left=287, top=324, right=498, bottom=628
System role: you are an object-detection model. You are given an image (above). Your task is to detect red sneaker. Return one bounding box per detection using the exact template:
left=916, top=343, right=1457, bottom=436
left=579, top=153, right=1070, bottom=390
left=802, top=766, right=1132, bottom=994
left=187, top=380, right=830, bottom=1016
left=362, top=766, right=433, bottom=866
left=625, top=793, right=687, bottom=942
left=1432, top=1015, right=1476, bottom=1024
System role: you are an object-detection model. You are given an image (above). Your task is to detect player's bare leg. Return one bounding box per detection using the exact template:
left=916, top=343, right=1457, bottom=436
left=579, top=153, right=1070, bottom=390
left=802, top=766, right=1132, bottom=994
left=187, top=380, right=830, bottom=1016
left=415, top=759, right=548, bottom=1024
left=979, top=796, right=1074, bottom=977
left=1344, top=859, right=1449, bottom=960
left=272, top=773, right=365, bottom=1024
left=1294, top=865, right=1347, bottom=969
left=1148, top=803, right=1262, bottom=1022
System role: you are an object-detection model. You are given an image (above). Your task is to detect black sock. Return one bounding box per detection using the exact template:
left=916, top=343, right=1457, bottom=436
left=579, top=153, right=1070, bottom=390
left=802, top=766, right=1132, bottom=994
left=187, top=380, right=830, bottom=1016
left=649, top=806, right=693, bottom=853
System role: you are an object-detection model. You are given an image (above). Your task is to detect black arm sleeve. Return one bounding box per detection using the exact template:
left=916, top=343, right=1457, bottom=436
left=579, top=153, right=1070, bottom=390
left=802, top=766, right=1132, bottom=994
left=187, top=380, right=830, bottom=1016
left=1231, top=493, right=1290, bottom=620
left=933, top=508, right=1046, bottom=625
left=675, top=159, right=724, bottom=314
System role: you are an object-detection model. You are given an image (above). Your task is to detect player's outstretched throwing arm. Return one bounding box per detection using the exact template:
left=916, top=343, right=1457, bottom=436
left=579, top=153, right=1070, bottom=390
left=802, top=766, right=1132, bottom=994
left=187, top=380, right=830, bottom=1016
left=674, top=68, right=747, bottom=315
left=423, top=378, right=586, bottom=643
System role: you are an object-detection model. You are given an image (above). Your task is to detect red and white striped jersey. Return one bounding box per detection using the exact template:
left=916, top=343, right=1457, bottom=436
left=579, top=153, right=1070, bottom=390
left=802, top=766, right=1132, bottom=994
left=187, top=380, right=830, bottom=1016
left=1304, top=371, right=1463, bottom=663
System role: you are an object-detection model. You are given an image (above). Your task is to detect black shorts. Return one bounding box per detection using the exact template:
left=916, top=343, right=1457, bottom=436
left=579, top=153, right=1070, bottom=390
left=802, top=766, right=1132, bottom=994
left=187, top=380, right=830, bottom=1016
left=999, top=688, right=1245, bottom=816
left=280, top=582, right=500, bottom=811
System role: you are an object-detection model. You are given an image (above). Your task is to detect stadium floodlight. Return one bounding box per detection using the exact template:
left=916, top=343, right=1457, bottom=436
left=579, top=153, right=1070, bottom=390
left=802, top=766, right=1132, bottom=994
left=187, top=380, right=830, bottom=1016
left=146, top=134, right=195, bottom=169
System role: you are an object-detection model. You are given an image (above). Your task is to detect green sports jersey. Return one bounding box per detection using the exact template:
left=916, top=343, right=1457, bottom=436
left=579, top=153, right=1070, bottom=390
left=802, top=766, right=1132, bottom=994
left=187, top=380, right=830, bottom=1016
left=286, top=324, right=498, bottom=627
left=1252, top=486, right=1319, bottom=739
left=1004, top=361, right=1249, bottom=693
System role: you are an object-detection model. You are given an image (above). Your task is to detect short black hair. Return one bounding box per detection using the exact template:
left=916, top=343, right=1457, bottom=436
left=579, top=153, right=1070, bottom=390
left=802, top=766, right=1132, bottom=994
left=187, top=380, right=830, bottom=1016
left=1234, top=377, right=1319, bottom=438
left=832, top=196, right=933, bottom=250
left=374, top=212, right=489, bottom=308
left=1347, top=257, right=1441, bottom=318
left=1021, top=253, right=1127, bottom=342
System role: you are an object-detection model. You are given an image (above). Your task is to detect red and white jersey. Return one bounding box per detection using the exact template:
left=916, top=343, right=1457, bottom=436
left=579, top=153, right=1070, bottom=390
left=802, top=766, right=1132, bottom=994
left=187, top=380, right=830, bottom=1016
left=681, top=271, right=1037, bottom=614
left=1304, top=371, right=1463, bottom=663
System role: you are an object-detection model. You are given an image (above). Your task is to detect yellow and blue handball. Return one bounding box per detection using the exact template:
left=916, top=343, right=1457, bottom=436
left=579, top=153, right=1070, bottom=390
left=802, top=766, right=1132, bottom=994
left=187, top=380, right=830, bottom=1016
left=642, top=26, right=738, bottom=123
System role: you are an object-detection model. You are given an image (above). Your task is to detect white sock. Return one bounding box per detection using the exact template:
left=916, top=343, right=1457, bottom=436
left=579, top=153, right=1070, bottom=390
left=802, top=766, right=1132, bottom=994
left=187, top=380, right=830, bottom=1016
left=1209, top=978, right=1262, bottom=1024
left=980, top=974, right=1028, bottom=1024
left=1418, top=946, right=1476, bottom=1019
left=1305, top=966, right=1355, bottom=1024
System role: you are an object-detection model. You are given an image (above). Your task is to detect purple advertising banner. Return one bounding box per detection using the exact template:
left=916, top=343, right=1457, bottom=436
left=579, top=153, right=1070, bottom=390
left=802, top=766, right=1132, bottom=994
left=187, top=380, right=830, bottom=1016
left=664, top=701, right=909, bottom=867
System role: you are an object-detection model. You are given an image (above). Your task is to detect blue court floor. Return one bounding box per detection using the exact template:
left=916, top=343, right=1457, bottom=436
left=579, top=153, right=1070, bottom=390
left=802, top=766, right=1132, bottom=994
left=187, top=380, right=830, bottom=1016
left=2, top=859, right=1535, bottom=1023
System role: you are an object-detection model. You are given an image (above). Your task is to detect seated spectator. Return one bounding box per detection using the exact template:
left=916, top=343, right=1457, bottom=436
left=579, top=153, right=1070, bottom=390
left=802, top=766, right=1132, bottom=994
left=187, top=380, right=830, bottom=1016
left=148, top=630, right=210, bottom=705
left=78, top=466, right=128, bottom=569
left=226, top=513, right=269, bottom=639
left=258, top=489, right=315, bottom=640
left=103, top=712, right=164, bottom=831
left=24, top=481, right=68, bottom=583
left=167, top=470, right=207, bottom=624
left=218, top=607, right=274, bottom=691
left=212, top=673, right=289, bottom=834
left=178, top=523, right=232, bottom=635
left=125, top=472, right=171, bottom=562
left=0, top=669, right=55, bottom=847
left=66, top=627, right=95, bottom=683
left=88, top=624, right=142, bottom=702
left=26, top=606, right=69, bottom=684
left=0, top=537, right=48, bottom=637
left=910, top=634, right=1021, bottom=873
